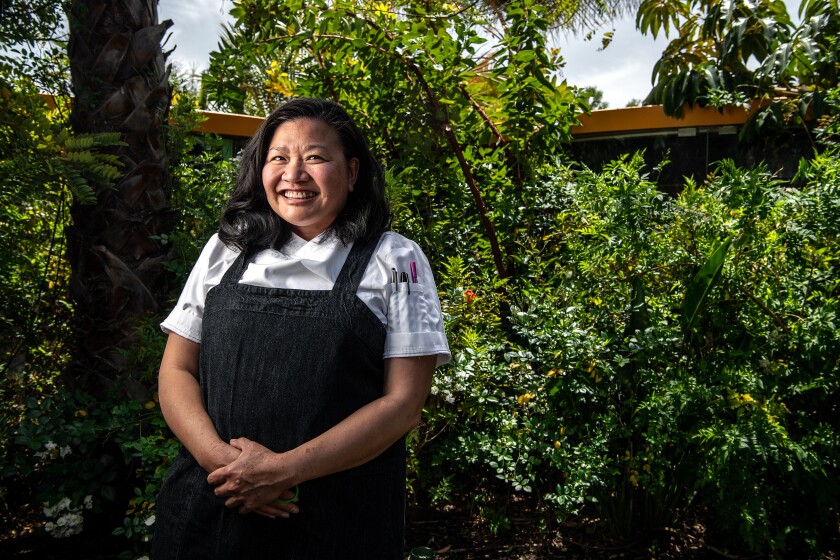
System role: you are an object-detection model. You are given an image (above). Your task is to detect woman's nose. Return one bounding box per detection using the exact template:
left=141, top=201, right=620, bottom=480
left=282, top=159, right=309, bottom=183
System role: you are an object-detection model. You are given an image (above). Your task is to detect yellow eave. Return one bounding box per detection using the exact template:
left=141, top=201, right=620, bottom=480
left=192, top=104, right=754, bottom=139
left=571, top=104, right=755, bottom=137
left=40, top=94, right=754, bottom=138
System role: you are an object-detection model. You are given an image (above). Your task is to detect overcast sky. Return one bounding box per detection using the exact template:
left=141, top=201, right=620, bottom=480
left=156, top=1, right=674, bottom=109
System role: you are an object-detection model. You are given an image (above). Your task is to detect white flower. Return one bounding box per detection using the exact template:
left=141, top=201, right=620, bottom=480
left=44, top=441, right=57, bottom=451
left=83, top=495, right=93, bottom=510
left=136, top=556, right=150, bottom=560
left=59, top=445, right=72, bottom=458
left=44, top=511, right=84, bottom=537
left=43, top=497, right=85, bottom=538
left=144, top=514, right=156, bottom=526
left=43, top=497, right=71, bottom=518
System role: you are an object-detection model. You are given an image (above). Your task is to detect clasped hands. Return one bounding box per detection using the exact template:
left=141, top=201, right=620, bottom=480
left=207, top=437, right=299, bottom=519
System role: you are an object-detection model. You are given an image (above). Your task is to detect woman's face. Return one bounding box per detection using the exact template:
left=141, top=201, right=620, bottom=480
left=261, top=118, right=359, bottom=241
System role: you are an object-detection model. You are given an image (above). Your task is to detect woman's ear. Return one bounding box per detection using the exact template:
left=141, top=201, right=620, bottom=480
left=348, top=157, right=360, bottom=192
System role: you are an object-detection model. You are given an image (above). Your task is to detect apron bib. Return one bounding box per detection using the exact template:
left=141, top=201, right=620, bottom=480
left=152, top=234, right=405, bottom=559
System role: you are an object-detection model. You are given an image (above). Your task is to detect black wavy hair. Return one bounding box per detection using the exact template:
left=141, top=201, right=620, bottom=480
left=218, top=98, right=390, bottom=251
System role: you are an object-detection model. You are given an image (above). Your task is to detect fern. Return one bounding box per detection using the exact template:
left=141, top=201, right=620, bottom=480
left=63, top=135, right=95, bottom=150
left=64, top=168, right=96, bottom=205
left=55, top=128, right=124, bottom=205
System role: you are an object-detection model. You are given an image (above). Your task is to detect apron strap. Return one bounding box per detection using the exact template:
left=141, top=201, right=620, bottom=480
left=332, top=233, right=383, bottom=294
left=218, top=246, right=254, bottom=285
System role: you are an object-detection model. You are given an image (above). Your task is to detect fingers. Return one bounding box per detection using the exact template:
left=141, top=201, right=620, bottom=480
left=229, top=497, right=300, bottom=518
left=211, top=474, right=249, bottom=497
left=229, top=437, right=247, bottom=451
left=206, top=464, right=229, bottom=485
left=275, top=487, right=297, bottom=502
left=207, top=468, right=238, bottom=487
left=254, top=499, right=300, bottom=518
left=221, top=486, right=300, bottom=517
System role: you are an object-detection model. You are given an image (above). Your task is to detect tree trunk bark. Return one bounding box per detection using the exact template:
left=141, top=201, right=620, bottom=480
left=65, top=0, right=173, bottom=397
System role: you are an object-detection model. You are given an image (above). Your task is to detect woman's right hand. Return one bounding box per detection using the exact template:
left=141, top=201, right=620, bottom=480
left=207, top=437, right=300, bottom=517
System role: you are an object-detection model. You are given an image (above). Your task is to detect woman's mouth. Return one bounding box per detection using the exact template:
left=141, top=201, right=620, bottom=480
left=282, top=190, right=317, bottom=200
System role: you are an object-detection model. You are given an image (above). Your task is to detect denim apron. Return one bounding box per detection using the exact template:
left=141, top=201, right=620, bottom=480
left=152, top=234, right=405, bottom=559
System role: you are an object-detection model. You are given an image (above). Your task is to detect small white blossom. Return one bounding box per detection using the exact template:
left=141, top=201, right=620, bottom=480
left=43, top=497, right=85, bottom=538
left=46, top=511, right=83, bottom=537
left=144, top=514, right=156, bottom=526
left=83, top=495, right=93, bottom=510
left=42, top=497, right=70, bottom=518
left=59, top=445, right=72, bottom=458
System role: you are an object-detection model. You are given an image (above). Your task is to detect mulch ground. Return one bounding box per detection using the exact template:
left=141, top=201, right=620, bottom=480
left=2, top=499, right=837, bottom=559
left=406, top=503, right=720, bottom=560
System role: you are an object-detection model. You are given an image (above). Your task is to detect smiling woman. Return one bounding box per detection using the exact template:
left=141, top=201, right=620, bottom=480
left=151, top=97, right=450, bottom=559
left=261, top=119, right=359, bottom=241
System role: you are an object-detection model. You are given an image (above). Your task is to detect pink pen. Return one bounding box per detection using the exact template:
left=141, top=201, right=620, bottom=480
left=409, top=261, right=417, bottom=283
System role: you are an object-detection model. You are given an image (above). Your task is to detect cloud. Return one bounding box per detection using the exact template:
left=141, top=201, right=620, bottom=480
left=554, top=15, right=669, bottom=108
left=159, top=0, right=233, bottom=72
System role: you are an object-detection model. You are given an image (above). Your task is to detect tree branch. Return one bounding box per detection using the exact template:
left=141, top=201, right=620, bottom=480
left=270, top=23, right=509, bottom=277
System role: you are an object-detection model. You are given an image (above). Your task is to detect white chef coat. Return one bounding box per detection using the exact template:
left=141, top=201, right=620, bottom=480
left=161, top=231, right=451, bottom=366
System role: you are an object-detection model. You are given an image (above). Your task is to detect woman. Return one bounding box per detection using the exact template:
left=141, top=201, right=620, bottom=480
left=152, top=98, right=450, bottom=559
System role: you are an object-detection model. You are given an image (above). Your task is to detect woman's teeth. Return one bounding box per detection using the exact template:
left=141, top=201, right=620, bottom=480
left=283, top=191, right=316, bottom=199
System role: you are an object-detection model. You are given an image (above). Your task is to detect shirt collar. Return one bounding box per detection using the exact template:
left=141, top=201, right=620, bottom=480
left=282, top=231, right=352, bottom=283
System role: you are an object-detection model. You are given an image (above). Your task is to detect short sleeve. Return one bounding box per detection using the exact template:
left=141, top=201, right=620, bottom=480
left=160, top=234, right=239, bottom=343
left=359, top=233, right=451, bottom=366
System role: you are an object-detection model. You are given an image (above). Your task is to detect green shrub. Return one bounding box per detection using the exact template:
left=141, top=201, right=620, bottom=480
left=0, top=78, right=234, bottom=556
left=414, top=150, right=840, bottom=556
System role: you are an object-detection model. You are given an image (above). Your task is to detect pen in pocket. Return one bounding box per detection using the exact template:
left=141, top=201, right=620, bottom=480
left=399, top=271, right=410, bottom=294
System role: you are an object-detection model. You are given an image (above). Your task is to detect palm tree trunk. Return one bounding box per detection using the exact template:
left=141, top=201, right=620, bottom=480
left=65, top=0, right=173, bottom=396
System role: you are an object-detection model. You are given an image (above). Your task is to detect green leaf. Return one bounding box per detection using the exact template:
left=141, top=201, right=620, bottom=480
left=681, top=235, right=734, bottom=331
left=514, top=50, right=536, bottom=63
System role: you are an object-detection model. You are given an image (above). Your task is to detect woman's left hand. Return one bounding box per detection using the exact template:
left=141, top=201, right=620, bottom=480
left=207, top=437, right=298, bottom=516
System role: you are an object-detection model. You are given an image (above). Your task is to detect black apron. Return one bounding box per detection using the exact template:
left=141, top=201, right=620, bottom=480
left=152, top=235, right=405, bottom=559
